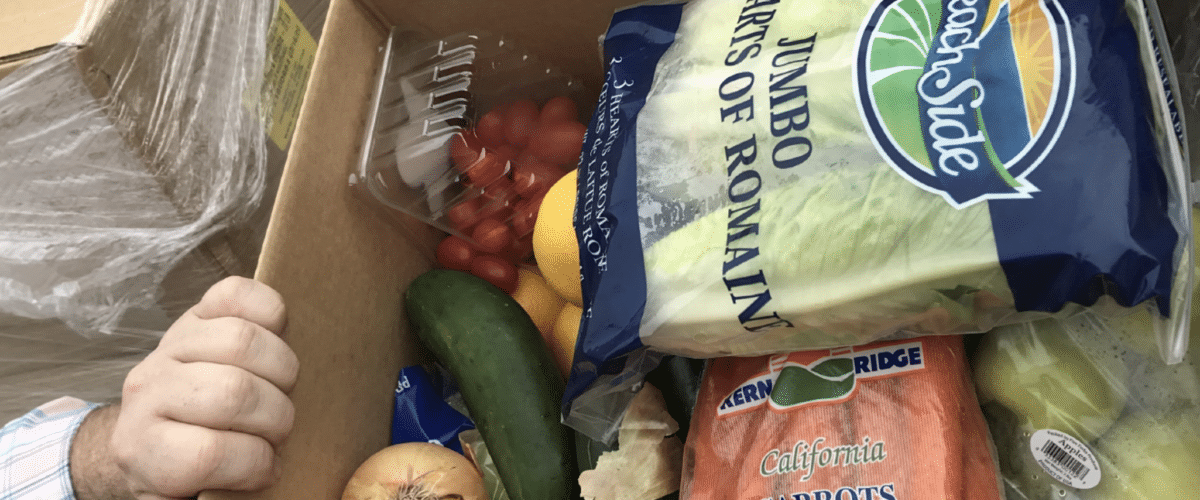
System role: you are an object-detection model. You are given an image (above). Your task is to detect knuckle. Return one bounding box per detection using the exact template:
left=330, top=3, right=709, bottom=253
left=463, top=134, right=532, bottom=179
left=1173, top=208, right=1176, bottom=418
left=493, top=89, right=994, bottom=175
left=279, top=349, right=300, bottom=391
left=190, top=432, right=226, bottom=484
left=259, top=286, right=286, bottom=324
left=246, top=444, right=279, bottom=489
left=204, top=276, right=255, bottom=316
left=275, top=399, right=296, bottom=443
left=217, top=317, right=261, bottom=365
left=216, top=368, right=257, bottom=408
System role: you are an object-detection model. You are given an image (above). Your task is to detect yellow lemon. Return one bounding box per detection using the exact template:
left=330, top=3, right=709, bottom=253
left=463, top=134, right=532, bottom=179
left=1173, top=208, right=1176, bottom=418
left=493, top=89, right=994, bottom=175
left=551, top=303, right=583, bottom=378
left=510, top=267, right=566, bottom=338
left=533, top=169, right=582, bottom=306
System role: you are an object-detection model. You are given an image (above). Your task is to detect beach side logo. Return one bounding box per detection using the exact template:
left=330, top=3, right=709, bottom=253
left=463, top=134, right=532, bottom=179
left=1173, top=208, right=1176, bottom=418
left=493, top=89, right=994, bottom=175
left=716, top=342, right=926, bottom=417
left=853, top=0, right=1076, bottom=208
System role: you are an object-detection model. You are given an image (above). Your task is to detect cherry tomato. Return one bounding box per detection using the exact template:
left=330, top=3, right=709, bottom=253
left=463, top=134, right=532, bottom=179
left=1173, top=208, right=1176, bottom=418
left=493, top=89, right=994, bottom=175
left=510, top=195, right=542, bottom=237
left=445, top=196, right=483, bottom=233
left=449, top=131, right=483, bottom=170
left=461, top=151, right=508, bottom=187
left=512, top=159, right=565, bottom=199
left=512, top=149, right=541, bottom=168
left=539, top=96, right=579, bottom=124
left=495, top=144, right=520, bottom=164
left=436, top=235, right=475, bottom=272
left=503, top=234, right=534, bottom=262
left=478, top=179, right=517, bottom=219
left=528, top=119, right=586, bottom=167
left=471, top=218, right=514, bottom=255
left=503, top=99, right=540, bottom=148
left=471, top=254, right=519, bottom=293
left=475, top=107, right=507, bottom=149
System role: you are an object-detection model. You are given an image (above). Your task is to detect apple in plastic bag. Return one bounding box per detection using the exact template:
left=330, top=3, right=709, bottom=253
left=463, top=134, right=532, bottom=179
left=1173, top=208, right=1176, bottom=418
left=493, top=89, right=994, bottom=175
left=1089, top=409, right=1200, bottom=499
left=973, top=319, right=1128, bottom=442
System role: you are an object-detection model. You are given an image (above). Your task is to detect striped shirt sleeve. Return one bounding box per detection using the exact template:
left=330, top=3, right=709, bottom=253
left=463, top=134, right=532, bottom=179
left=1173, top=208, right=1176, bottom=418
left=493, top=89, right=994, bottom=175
left=1, top=397, right=100, bottom=500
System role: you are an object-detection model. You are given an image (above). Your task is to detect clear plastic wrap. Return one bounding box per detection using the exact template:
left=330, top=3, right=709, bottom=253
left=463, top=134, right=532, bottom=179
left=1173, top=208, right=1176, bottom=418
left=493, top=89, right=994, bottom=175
left=0, top=0, right=273, bottom=336
left=0, top=0, right=281, bottom=423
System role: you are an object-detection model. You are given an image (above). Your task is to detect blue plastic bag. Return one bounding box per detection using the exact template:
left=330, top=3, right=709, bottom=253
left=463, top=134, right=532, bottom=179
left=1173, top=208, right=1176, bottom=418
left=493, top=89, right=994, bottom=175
left=391, top=365, right=475, bottom=453
left=563, top=0, right=1193, bottom=443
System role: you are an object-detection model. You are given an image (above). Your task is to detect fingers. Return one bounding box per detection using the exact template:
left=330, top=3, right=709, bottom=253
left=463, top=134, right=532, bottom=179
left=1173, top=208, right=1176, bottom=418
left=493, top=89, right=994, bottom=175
left=162, top=315, right=299, bottom=393
left=191, top=276, right=287, bottom=335
left=112, top=276, right=295, bottom=499
left=150, top=362, right=295, bottom=447
left=117, top=420, right=280, bottom=497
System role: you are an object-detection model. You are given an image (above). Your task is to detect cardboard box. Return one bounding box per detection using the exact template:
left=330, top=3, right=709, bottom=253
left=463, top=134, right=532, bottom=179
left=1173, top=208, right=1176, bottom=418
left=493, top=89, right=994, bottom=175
left=214, top=0, right=1200, bottom=498
left=200, top=0, right=636, bottom=497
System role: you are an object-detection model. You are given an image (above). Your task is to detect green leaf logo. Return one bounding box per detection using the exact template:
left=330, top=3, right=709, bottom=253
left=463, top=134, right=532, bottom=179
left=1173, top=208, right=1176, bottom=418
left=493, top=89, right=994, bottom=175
left=769, top=358, right=856, bottom=409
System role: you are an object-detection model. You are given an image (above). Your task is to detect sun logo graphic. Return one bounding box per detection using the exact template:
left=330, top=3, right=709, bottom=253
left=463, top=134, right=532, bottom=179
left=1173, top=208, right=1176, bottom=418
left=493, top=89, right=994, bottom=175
left=853, top=0, right=1077, bottom=208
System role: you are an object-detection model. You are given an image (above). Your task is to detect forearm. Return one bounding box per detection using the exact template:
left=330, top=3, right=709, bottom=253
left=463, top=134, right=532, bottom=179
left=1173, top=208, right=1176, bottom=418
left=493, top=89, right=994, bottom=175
left=70, top=404, right=133, bottom=500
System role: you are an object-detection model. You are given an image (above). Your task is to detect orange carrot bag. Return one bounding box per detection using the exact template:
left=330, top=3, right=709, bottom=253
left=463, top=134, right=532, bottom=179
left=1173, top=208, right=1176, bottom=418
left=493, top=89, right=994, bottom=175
left=681, top=335, right=1003, bottom=500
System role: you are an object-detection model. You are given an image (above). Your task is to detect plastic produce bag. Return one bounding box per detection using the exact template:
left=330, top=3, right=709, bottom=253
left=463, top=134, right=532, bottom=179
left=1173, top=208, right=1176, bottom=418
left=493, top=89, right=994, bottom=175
left=681, top=335, right=1004, bottom=499
left=390, top=365, right=476, bottom=454
left=563, top=0, right=1193, bottom=442
left=972, top=208, right=1200, bottom=499
left=973, top=311, right=1200, bottom=499
left=0, top=0, right=272, bottom=336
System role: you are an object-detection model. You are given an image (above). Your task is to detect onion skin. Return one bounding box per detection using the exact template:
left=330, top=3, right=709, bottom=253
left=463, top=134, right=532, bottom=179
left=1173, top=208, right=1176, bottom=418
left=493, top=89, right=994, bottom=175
left=341, top=442, right=487, bottom=500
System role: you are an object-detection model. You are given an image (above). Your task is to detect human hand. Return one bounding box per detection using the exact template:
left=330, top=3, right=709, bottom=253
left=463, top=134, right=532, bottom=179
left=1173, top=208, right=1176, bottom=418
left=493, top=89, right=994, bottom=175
left=72, top=277, right=299, bottom=500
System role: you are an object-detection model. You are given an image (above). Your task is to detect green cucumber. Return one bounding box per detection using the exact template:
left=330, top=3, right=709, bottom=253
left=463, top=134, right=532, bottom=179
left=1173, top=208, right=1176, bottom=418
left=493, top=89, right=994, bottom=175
left=405, top=269, right=576, bottom=500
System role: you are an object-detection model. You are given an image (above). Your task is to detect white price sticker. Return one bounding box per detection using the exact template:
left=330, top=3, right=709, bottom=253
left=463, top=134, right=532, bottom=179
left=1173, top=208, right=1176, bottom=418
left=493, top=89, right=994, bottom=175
left=1029, top=429, right=1102, bottom=489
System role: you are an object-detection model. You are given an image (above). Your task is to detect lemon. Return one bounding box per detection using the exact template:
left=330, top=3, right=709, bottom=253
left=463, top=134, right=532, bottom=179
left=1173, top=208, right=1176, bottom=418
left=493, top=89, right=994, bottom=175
left=551, top=303, right=583, bottom=378
left=510, top=267, right=566, bottom=338
left=533, top=169, right=583, bottom=306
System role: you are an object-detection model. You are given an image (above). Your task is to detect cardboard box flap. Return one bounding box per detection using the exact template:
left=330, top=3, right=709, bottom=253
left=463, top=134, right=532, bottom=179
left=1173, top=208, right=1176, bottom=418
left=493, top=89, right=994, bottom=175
left=205, top=1, right=440, bottom=498
left=0, top=0, right=89, bottom=61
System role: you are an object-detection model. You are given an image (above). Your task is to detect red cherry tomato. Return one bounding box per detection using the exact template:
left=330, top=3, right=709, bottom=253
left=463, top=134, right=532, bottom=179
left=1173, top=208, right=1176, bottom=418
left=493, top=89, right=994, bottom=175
left=449, top=131, right=483, bottom=170
left=495, top=144, right=520, bottom=165
left=475, top=107, right=507, bottom=149
left=510, top=195, right=542, bottom=237
left=512, top=159, right=565, bottom=199
left=504, top=234, right=534, bottom=262
left=539, top=96, right=579, bottom=124
left=446, top=196, right=483, bottom=233
left=503, top=99, right=540, bottom=148
left=436, top=235, right=475, bottom=272
left=528, top=120, right=586, bottom=167
left=512, top=149, right=541, bottom=168
left=461, top=151, right=508, bottom=187
left=471, top=254, right=518, bottom=293
left=471, top=218, right=514, bottom=255
left=478, top=179, right=517, bottom=220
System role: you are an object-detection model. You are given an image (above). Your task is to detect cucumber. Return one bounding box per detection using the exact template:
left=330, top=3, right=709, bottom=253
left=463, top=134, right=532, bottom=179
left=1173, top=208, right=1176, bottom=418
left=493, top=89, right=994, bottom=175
left=645, top=355, right=706, bottom=445
left=405, top=269, right=577, bottom=500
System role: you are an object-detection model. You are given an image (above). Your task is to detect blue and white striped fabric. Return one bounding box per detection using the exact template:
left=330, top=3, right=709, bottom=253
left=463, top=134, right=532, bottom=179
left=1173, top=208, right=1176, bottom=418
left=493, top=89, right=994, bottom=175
left=1, top=398, right=99, bottom=500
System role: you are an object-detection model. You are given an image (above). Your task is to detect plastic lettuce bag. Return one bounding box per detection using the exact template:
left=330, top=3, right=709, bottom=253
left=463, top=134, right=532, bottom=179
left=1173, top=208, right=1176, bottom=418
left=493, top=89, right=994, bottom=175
left=563, top=0, right=1193, bottom=442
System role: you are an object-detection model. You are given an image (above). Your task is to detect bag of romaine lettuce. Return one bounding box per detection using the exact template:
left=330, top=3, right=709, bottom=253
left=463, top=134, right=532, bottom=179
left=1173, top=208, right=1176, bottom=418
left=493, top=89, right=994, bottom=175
left=563, top=0, right=1193, bottom=442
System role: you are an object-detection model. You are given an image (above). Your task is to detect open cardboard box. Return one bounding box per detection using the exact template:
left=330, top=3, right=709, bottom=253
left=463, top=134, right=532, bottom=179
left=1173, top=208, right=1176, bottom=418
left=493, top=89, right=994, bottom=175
left=209, top=0, right=638, bottom=497
left=174, top=0, right=1200, bottom=497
